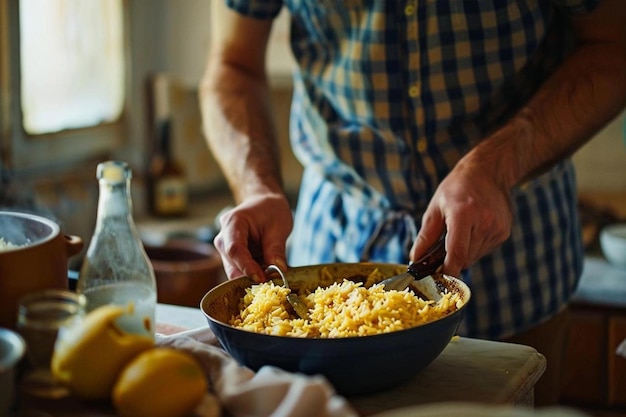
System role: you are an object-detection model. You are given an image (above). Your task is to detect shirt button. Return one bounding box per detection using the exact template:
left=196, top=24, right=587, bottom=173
left=417, top=141, right=427, bottom=153
left=408, top=85, right=419, bottom=97
left=404, top=4, right=415, bottom=15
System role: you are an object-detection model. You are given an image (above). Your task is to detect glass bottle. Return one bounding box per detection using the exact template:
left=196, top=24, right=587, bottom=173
left=146, top=73, right=188, bottom=218
left=147, top=119, right=188, bottom=217
left=77, top=160, right=157, bottom=338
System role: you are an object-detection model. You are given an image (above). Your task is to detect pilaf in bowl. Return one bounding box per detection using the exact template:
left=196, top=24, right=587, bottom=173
left=200, top=262, right=470, bottom=395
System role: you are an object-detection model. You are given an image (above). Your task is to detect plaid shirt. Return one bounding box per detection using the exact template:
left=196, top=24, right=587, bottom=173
left=226, top=0, right=599, bottom=339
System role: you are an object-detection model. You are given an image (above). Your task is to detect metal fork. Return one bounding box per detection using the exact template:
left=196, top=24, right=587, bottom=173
left=265, top=264, right=309, bottom=320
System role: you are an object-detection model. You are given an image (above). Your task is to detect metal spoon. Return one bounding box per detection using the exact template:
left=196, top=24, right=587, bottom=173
left=379, top=234, right=446, bottom=301
left=265, top=264, right=309, bottom=320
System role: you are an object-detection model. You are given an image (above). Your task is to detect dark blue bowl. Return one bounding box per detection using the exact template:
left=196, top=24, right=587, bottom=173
left=200, top=263, right=470, bottom=395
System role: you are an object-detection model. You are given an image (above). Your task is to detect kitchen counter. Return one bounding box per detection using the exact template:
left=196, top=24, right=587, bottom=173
left=349, top=338, right=544, bottom=414
left=154, top=303, right=546, bottom=415
left=17, top=305, right=546, bottom=417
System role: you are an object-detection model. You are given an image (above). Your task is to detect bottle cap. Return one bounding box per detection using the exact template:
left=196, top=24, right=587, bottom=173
left=97, top=161, right=130, bottom=183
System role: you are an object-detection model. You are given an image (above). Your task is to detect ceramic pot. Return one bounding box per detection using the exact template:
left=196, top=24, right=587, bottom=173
left=0, top=211, right=83, bottom=330
left=144, top=239, right=226, bottom=308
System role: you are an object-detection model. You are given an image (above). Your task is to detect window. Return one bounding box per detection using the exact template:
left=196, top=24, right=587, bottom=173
left=20, top=0, right=125, bottom=135
left=1, top=0, right=129, bottom=171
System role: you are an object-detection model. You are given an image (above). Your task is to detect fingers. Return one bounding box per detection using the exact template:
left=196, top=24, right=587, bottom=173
left=213, top=219, right=265, bottom=282
left=441, top=223, right=468, bottom=278
left=262, top=236, right=289, bottom=272
left=212, top=195, right=293, bottom=282
left=410, top=209, right=444, bottom=261
left=412, top=167, right=514, bottom=277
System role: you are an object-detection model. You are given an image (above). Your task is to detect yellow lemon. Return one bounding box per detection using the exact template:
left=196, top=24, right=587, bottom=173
left=51, top=305, right=154, bottom=400
left=112, top=347, right=209, bottom=417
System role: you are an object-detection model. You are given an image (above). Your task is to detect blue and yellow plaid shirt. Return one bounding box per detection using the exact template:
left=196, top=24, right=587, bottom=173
left=226, top=0, right=599, bottom=339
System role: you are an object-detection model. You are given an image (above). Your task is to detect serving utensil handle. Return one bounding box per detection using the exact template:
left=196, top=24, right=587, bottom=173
left=407, top=234, right=446, bottom=280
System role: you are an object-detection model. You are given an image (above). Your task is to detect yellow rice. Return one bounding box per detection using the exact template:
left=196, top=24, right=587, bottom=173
left=230, top=268, right=463, bottom=338
left=0, top=237, right=20, bottom=252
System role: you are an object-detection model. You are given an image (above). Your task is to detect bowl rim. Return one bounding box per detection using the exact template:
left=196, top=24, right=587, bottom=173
left=0, top=210, right=60, bottom=250
left=200, top=264, right=471, bottom=342
left=601, top=223, right=626, bottom=239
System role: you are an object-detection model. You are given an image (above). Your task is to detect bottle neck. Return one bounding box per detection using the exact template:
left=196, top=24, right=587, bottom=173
left=95, top=178, right=134, bottom=227
left=155, top=120, right=172, bottom=161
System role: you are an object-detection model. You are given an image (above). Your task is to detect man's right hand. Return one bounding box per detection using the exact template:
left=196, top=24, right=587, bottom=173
left=212, top=192, right=293, bottom=282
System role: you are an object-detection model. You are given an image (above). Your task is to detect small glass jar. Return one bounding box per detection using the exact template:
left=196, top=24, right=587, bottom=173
left=16, top=289, right=86, bottom=399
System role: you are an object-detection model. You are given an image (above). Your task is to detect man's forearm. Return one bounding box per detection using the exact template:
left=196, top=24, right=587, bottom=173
left=463, top=39, right=626, bottom=189
left=199, top=61, right=284, bottom=204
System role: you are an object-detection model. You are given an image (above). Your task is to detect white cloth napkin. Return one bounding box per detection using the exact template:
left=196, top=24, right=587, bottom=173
left=157, top=330, right=358, bottom=417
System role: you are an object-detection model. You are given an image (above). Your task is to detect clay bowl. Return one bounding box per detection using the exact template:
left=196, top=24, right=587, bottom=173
left=144, top=239, right=226, bottom=308
left=200, top=263, right=470, bottom=395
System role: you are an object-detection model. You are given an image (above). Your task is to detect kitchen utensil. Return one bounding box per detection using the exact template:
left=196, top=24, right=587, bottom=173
left=200, top=262, right=470, bottom=395
left=0, top=211, right=84, bottom=330
left=144, top=238, right=227, bottom=308
left=380, top=235, right=446, bottom=301
left=265, top=264, right=309, bottom=320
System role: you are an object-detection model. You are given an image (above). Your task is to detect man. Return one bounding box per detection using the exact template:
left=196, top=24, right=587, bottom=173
left=200, top=0, right=626, bottom=405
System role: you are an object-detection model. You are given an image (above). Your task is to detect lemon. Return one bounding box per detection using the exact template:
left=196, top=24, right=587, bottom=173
left=51, top=305, right=154, bottom=400
left=112, top=347, right=209, bottom=417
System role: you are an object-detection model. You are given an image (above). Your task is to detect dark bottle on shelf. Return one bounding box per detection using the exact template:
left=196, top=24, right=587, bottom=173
left=147, top=120, right=188, bottom=217
left=146, top=74, right=188, bottom=218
